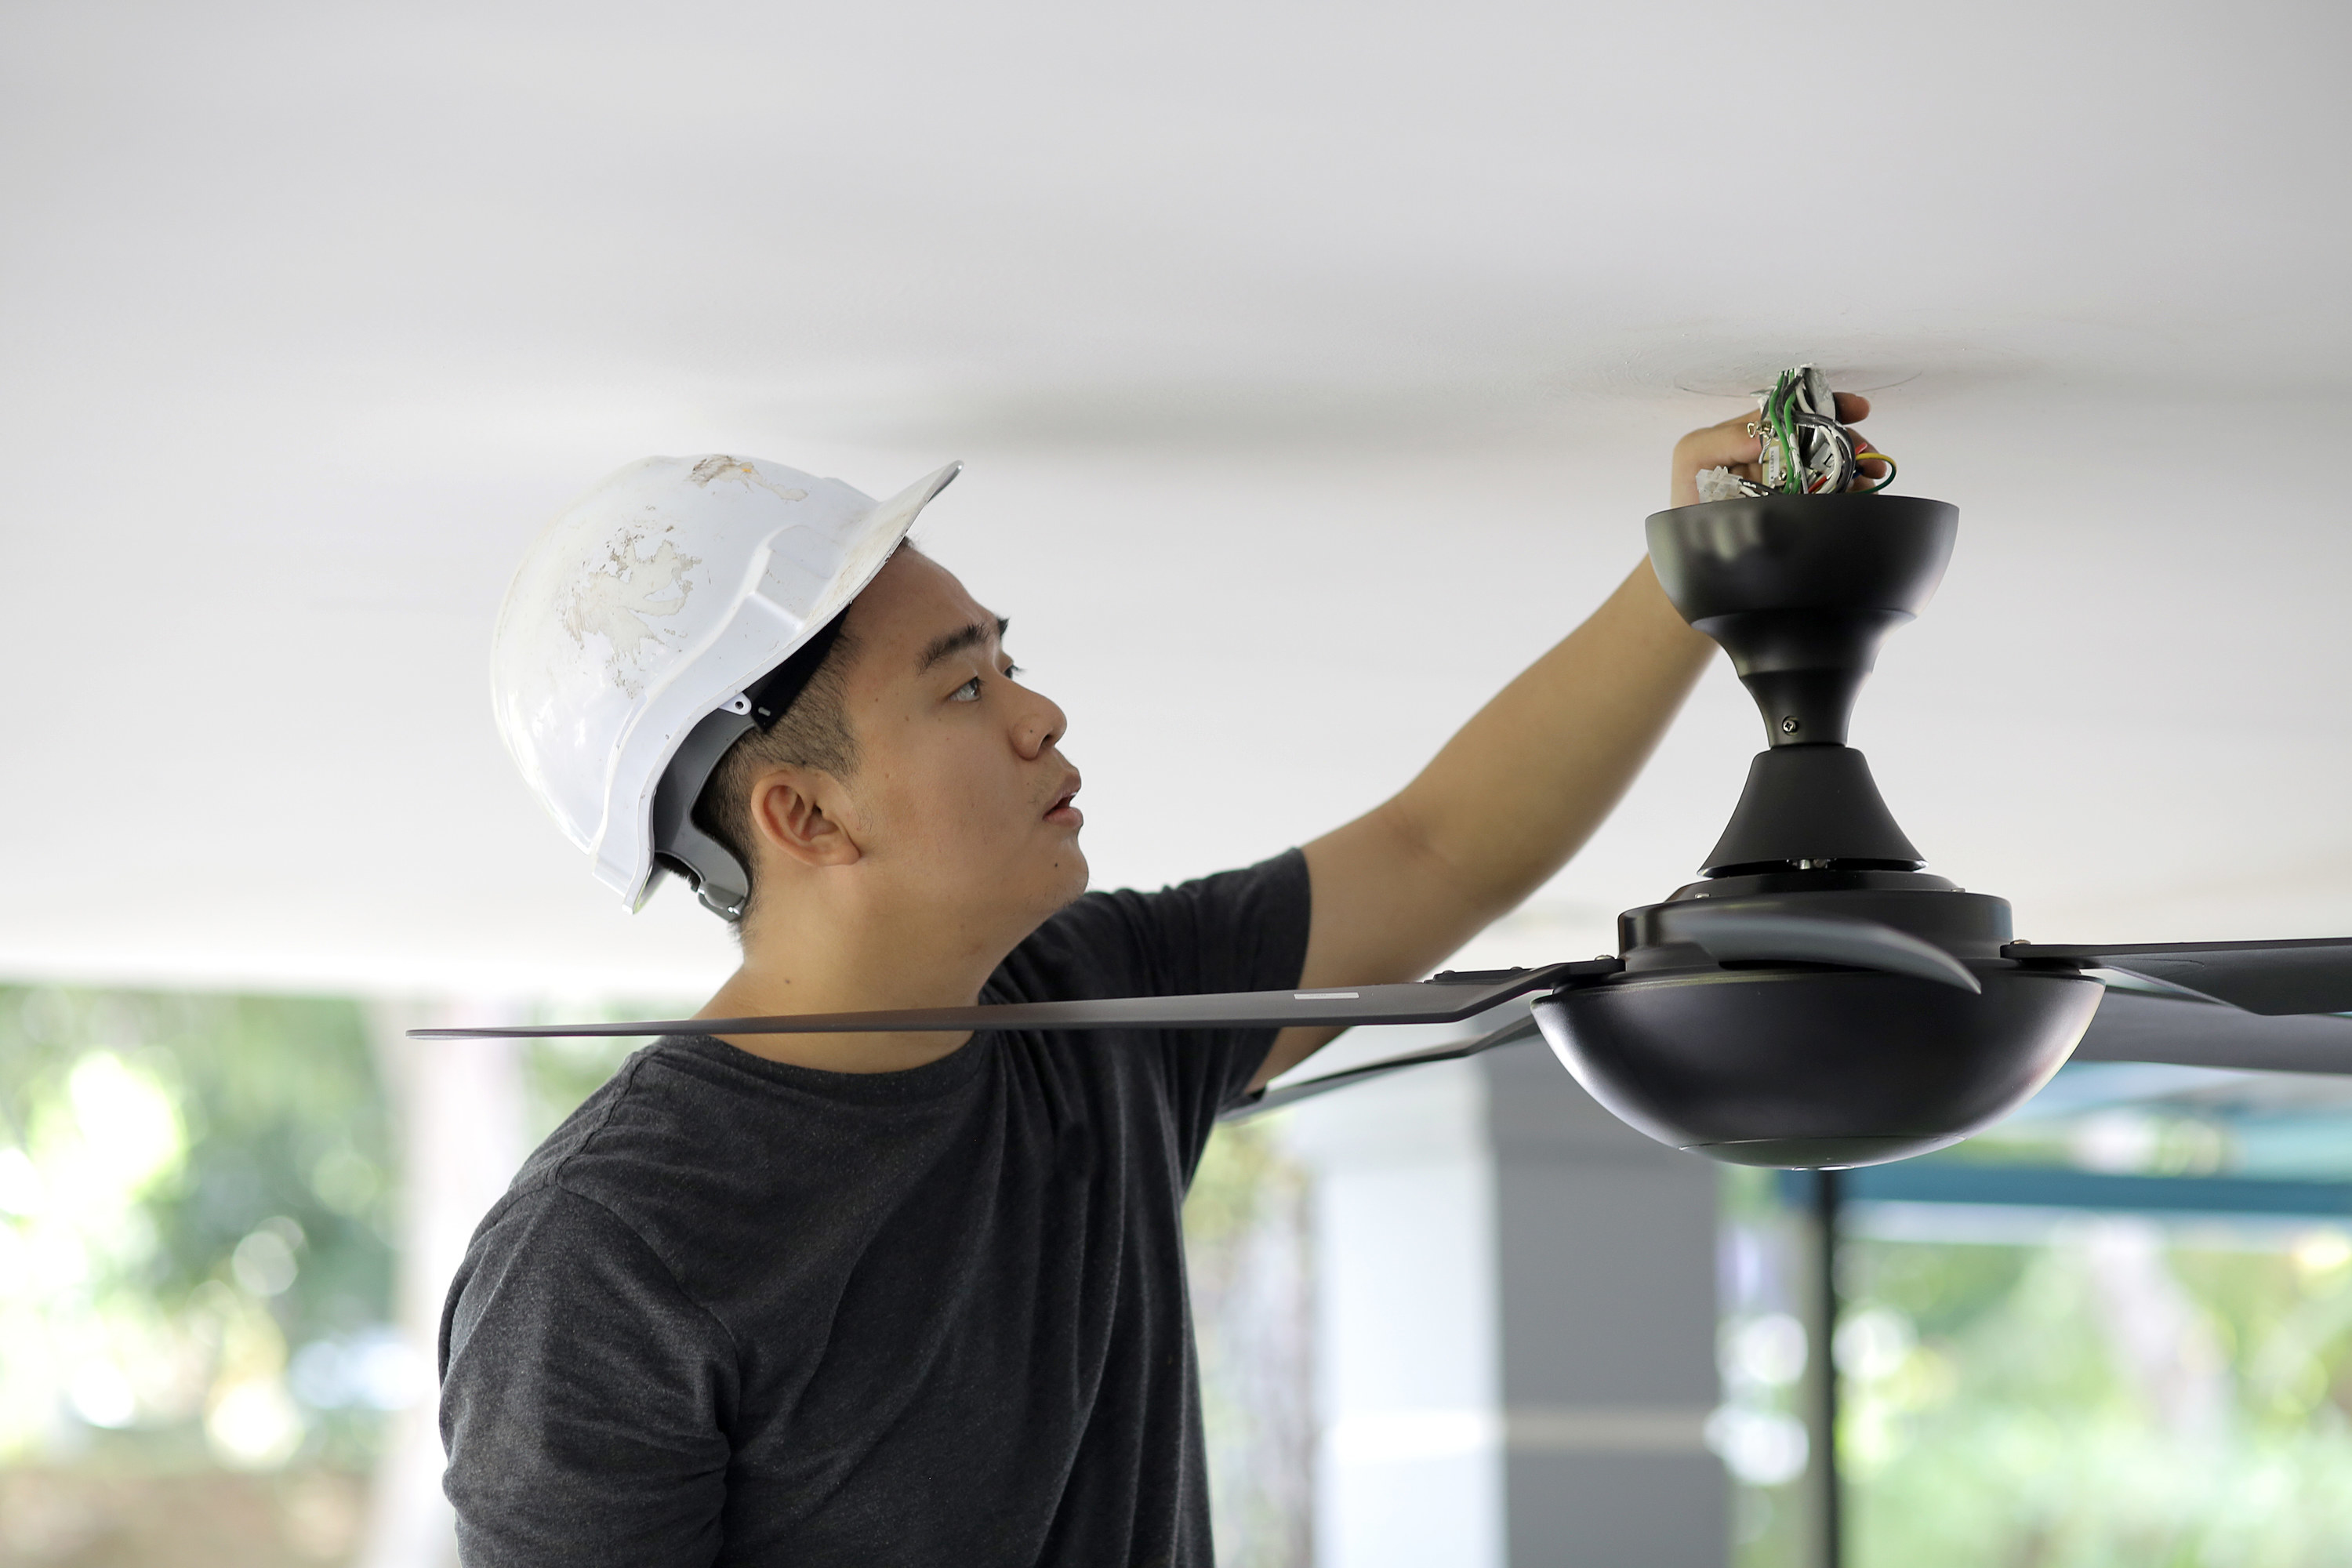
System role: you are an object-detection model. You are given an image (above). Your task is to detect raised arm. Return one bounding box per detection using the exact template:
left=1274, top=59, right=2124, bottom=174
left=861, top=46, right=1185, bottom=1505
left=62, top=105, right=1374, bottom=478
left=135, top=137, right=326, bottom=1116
left=1249, top=401, right=1872, bottom=1088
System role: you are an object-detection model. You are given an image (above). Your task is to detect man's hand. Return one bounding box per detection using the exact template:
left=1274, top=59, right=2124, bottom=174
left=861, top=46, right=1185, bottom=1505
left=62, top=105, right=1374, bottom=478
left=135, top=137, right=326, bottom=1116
left=1668, top=391, right=1887, bottom=507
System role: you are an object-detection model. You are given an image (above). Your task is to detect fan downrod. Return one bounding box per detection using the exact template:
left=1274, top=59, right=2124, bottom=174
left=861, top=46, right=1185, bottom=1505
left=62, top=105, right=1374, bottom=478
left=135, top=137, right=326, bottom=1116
left=1650, top=492, right=1957, bottom=875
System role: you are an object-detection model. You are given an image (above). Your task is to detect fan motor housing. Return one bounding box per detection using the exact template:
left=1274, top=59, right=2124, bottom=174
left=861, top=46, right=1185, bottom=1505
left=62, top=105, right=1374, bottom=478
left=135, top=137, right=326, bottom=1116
left=1533, top=964, right=2101, bottom=1167
left=1539, top=873, right=2103, bottom=1167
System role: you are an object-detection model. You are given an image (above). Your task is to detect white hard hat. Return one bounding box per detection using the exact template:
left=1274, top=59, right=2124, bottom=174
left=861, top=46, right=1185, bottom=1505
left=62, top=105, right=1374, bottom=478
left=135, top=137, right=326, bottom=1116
left=491, top=453, right=961, bottom=916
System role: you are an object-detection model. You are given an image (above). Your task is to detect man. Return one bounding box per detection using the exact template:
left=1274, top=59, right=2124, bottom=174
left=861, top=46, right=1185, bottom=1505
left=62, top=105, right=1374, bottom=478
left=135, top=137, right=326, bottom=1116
left=441, top=399, right=1879, bottom=1564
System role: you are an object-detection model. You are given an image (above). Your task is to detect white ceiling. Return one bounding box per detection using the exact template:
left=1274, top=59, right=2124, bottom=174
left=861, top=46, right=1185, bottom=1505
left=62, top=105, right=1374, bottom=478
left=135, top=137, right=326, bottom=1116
left=4, top=1, right=2348, bottom=1000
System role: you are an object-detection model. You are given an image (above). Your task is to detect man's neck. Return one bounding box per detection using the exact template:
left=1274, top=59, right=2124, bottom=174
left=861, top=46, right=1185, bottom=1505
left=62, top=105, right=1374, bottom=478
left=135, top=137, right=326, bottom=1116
left=695, top=899, right=1008, bottom=1075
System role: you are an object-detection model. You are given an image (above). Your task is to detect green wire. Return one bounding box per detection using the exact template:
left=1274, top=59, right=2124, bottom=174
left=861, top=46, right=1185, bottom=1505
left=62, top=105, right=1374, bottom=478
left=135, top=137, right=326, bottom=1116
left=1773, top=373, right=1802, bottom=494
left=1762, top=372, right=1886, bottom=493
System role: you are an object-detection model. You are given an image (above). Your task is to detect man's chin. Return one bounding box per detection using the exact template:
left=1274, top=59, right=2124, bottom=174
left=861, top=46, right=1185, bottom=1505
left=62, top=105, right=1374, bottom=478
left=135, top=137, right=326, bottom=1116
left=976, top=842, right=1091, bottom=943
left=1048, top=846, right=1091, bottom=908
left=1020, top=845, right=1089, bottom=924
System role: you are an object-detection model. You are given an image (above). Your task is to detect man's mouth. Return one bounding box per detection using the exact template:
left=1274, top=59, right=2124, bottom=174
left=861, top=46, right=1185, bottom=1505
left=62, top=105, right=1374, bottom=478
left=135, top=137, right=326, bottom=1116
left=1044, top=775, right=1083, bottom=827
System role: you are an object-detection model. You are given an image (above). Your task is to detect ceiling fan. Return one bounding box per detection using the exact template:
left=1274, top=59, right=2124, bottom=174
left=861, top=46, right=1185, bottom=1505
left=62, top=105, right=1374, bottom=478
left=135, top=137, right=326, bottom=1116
left=419, top=387, right=2352, bottom=1171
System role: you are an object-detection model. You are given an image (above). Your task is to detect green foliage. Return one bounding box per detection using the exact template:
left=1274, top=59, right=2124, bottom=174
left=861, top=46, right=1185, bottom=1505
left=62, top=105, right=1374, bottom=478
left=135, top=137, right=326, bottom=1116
left=1853, top=1236, right=2032, bottom=1345
left=136, top=999, right=394, bottom=1339
left=519, top=1031, right=644, bottom=1146
left=1841, top=1230, right=2352, bottom=1567
left=1187, top=1116, right=1291, bottom=1241
left=0, top=985, right=394, bottom=1471
left=1185, top=1120, right=1314, bottom=1568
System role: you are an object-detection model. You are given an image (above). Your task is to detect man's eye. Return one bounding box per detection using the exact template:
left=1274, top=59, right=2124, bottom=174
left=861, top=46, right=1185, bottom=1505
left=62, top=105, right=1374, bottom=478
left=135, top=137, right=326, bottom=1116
left=950, top=677, right=982, bottom=703
left=1004, top=662, right=1024, bottom=680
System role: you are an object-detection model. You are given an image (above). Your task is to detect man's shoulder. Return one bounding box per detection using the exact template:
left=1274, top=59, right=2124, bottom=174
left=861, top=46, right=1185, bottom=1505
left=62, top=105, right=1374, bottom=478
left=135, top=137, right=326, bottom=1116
left=506, top=1040, right=688, bottom=1186
left=490, top=1035, right=1000, bottom=1285
left=490, top=1040, right=777, bottom=1261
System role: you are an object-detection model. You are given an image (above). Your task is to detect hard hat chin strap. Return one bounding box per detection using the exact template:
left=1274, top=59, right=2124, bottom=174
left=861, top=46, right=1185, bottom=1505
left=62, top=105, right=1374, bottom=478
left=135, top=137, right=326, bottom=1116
left=650, top=704, right=758, bottom=920
left=646, top=612, right=855, bottom=922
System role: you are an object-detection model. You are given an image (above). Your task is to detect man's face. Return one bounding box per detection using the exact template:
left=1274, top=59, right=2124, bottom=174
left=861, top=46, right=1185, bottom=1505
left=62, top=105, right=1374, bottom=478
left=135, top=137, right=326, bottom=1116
left=824, top=548, right=1087, bottom=945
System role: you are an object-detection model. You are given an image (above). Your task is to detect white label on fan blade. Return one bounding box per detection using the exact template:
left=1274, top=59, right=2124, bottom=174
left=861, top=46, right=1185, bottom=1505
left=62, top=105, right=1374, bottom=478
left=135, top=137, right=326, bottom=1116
left=1294, top=991, right=1359, bottom=1001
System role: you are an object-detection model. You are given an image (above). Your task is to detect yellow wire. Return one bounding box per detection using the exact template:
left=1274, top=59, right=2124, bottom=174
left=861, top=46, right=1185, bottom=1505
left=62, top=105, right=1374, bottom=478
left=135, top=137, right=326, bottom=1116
left=1854, top=449, right=1897, bottom=493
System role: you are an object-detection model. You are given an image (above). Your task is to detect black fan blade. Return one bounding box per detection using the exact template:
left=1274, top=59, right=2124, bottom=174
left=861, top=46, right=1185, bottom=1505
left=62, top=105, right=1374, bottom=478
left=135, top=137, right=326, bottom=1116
left=1221, top=1012, right=1547, bottom=1122
left=1657, top=906, right=1980, bottom=993
left=2072, top=988, right=2352, bottom=1074
left=406, top=960, right=1611, bottom=1040
left=2008, top=937, right=2352, bottom=1016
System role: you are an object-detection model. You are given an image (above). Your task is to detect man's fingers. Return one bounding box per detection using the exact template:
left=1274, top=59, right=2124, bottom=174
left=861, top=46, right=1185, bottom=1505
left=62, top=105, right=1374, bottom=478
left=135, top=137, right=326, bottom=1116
left=1849, top=423, right=1889, bottom=473
left=1835, top=389, right=1888, bottom=478
left=1849, top=439, right=1890, bottom=489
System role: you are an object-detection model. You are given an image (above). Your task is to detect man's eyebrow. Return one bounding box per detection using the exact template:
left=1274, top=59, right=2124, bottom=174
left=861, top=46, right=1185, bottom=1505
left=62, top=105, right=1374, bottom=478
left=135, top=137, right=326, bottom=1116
left=916, top=615, right=1010, bottom=673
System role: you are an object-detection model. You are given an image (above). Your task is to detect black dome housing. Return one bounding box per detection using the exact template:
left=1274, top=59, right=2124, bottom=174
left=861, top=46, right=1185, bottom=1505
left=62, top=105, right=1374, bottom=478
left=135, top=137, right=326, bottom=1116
left=1534, top=871, right=2102, bottom=1167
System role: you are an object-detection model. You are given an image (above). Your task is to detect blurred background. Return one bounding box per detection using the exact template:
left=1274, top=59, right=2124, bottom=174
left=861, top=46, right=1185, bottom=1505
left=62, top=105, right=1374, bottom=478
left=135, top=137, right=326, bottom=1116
left=2, top=2, right=2347, bottom=1563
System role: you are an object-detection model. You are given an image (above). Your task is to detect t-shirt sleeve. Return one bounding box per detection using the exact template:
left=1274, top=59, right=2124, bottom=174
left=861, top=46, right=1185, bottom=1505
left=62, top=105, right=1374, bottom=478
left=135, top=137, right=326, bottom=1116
left=439, top=1185, right=737, bottom=1568
left=1000, top=848, right=1313, bottom=1165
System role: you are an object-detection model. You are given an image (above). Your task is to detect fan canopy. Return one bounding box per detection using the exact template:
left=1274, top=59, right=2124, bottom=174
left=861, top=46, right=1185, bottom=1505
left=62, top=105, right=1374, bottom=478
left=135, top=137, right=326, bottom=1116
left=1646, top=493, right=1957, bottom=751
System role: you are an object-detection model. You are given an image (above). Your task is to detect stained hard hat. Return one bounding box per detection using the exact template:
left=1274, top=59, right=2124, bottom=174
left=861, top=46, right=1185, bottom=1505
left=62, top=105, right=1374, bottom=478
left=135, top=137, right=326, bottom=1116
left=491, top=453, right=960, bottom=916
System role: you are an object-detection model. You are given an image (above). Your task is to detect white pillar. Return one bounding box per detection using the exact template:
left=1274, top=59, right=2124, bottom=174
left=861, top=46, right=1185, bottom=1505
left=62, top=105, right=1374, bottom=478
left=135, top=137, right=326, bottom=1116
left=1289, top=1057, right=1504, bottom=1568
left=360, top=1000, right=528, bottom=1568
left=1285, top=1033, right=1725, bottom=1568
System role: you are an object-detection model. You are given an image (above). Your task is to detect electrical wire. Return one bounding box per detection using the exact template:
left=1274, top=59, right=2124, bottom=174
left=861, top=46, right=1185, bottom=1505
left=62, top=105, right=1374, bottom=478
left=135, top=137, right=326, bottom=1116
left=1793, top=411, right=1857, bottom=494
left=1748, top=366, right=1896, bottom=496
left=1776, top=375, right=1802, bottom=495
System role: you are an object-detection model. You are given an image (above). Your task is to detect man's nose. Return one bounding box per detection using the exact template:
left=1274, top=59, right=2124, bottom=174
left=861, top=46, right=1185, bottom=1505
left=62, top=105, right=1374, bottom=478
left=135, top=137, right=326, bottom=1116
left=1011, top=690, right=1069, bottom=760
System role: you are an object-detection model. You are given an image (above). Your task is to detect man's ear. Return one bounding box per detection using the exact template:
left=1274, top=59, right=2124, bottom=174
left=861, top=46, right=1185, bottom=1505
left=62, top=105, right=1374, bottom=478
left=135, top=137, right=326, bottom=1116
left=748, top=769, right=862, bottom=870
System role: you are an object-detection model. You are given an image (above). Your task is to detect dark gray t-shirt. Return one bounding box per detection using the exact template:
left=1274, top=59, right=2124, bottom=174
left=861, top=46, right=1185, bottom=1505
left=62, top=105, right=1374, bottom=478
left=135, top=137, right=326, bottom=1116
left=438, top=851, right=1312, bottom=1567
